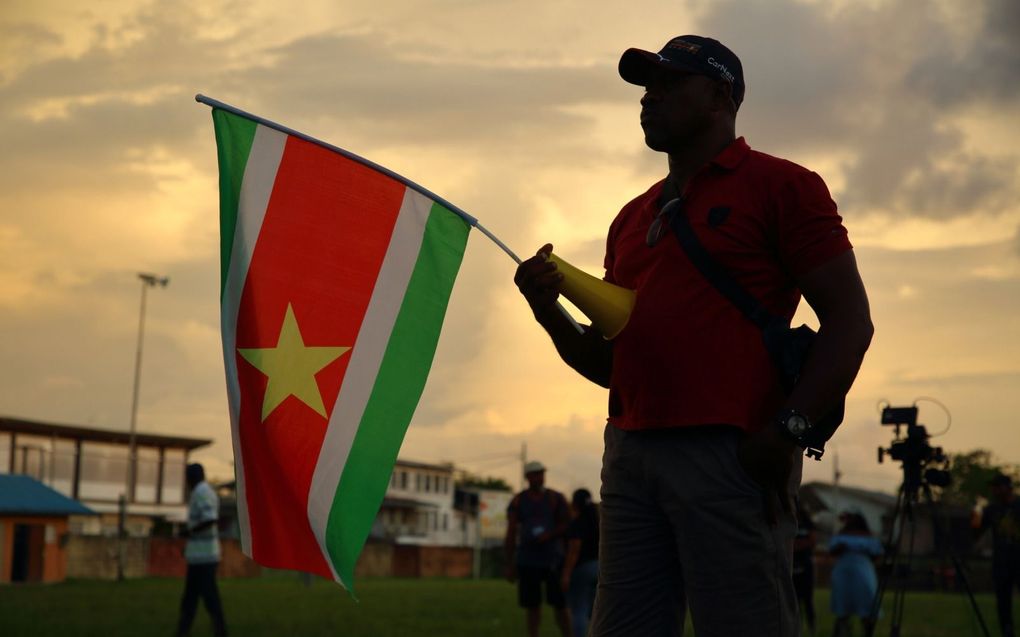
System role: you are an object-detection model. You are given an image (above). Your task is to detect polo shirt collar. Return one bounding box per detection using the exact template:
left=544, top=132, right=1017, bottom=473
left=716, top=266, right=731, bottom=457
left=710, top=136, right=749, bottom=171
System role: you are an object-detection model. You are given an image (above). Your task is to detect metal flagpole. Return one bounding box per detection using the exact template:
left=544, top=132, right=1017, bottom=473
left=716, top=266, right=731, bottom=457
left=195, top=94, right=584, bottom=334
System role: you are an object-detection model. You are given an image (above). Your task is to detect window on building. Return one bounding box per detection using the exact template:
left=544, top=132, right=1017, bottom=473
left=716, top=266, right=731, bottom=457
left=162, top=449, right=186, bottom=504
left=443, top=513, right=448, bottom=531
left=134, top=447, right=160, bottom=503
left=425, top=475, right=431, bottom=493
left=51, top=439, right=76, bottom=495
left=11, top=434, right=52, bottom=482
left=78, top=442, right=129, bottom=501
left=415, top=473, right=421, bottom=492
left=0, top=432, right=11, bottom=473
left=400, top=471, right=407, bottom=489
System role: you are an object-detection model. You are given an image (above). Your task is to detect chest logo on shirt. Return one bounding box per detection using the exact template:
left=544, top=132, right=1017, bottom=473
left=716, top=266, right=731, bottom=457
left=707, top=205, right=731, bottom=227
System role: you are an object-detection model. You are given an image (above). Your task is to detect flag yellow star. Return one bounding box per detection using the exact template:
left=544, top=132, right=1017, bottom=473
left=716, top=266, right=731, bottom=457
left=238, top=303, right=351, bottom=421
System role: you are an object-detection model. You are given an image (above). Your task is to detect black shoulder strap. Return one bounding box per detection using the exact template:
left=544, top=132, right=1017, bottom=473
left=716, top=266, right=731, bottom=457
left=668, top=205, right=781, bottom=331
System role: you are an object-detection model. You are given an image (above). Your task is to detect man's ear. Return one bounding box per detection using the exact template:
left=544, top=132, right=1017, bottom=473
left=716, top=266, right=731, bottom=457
left=713, top=81, right=737, bottom=115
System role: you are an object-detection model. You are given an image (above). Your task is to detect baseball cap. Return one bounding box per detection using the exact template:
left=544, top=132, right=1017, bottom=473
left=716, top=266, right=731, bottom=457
left=619, top=35, right=745, bottom=109
left=523, top=461, right=546, bottom=475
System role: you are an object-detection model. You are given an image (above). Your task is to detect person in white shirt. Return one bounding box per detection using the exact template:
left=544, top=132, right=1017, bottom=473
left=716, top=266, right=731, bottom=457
left=176, top=463, right=227, bottom=637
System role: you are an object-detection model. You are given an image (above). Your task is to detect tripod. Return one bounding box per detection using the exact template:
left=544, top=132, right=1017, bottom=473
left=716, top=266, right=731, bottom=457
left=868, top=476, right=991, bottom=637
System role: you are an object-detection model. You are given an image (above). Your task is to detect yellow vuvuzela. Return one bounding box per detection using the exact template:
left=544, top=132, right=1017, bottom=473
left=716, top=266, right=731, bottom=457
left=547, top=253, right=635, bottom=339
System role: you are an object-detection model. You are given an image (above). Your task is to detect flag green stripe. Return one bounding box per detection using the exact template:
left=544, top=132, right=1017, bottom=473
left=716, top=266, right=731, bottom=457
left=323, top=203, right=469, bottom=587
left=212, top=109, right=258, bottom=298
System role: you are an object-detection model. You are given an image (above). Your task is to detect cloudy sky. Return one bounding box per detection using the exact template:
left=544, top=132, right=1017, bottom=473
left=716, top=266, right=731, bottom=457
left=2, top=0, right=1018, bottom=497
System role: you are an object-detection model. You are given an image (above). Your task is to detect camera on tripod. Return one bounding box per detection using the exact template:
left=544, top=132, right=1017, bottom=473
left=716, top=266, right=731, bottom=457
left=877, top=405, right=951, bottom=489
left=870, top=401, right=993, bottom=637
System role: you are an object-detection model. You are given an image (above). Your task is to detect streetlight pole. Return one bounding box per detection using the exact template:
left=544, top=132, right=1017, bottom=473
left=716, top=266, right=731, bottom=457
left=126, top=272, right=169, bottom=502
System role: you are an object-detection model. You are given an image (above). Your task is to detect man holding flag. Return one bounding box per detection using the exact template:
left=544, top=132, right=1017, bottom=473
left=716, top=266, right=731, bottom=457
left=515, top=35, right=873, bottom=635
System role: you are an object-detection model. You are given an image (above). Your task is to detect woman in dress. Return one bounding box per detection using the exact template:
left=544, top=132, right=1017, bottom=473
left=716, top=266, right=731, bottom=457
left=829, top=510, right=883, bottom=637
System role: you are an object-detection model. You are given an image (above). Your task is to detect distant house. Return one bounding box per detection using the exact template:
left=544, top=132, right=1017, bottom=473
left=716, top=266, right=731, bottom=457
left=800, top=481, right=898, bottom=543
left=800, top=480, right=975, bottom=558
left=0, top=415, right=211, bottom=537
left=0, top=474, right=95, bottom=583
left=374, top=459, right=466, bottom=546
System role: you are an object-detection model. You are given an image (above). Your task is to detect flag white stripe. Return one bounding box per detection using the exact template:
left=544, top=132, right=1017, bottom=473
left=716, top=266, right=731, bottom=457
left=220, top=124, right=288, bottom=555
left=307, top=188, right=433, bottom=582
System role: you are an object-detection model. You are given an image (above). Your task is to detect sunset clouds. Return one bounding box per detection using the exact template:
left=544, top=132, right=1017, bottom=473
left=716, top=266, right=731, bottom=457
left=1, top=0, right=1017, bottom=492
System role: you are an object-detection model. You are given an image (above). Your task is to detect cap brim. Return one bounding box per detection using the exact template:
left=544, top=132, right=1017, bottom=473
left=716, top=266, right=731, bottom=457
left=619, top=47, right=700, bottom=86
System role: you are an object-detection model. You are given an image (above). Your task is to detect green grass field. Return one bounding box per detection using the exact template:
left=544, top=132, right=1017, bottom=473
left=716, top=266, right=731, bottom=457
left=0, top=575, right=1007, bottom=636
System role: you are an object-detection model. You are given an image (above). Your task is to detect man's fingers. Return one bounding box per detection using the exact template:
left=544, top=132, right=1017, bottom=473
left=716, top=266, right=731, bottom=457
left=514, top=251, right=565, bottom=316
left=514, top=257, right=559, bottom=288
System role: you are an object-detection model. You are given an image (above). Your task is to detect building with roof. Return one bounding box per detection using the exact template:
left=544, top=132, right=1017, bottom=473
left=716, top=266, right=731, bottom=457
left=0, top=474, right=95, bottom=583
left=800, top=480, right=898, bottom=542
left=372, top=459, right=467, bottom=546
left=0, top=415, right=211, bottom=537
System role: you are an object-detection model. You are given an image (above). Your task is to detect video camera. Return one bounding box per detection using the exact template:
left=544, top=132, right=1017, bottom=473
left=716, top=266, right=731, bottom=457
left=877, top=404, right=951, bottom=492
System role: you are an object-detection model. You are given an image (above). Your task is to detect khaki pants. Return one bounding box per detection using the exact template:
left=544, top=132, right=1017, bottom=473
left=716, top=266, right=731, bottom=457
left=590, top=424, right=802, bottom=637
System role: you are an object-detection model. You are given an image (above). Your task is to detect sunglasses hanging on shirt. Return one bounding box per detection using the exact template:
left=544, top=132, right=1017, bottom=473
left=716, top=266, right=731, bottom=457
left=647, top=197, right=685, bottom=247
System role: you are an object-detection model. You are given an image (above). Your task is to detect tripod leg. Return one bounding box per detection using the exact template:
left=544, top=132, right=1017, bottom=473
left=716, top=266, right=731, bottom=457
left=888, top=504, right=917, bottom=637
left=921, top=484, right=992, bottom=637
left=871, top=485, right=906, bottom=627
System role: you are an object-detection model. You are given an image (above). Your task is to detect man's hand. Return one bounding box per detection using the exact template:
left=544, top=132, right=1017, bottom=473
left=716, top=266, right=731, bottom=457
left=513, top=244, right=563, bottom=320
left=737, top=426, right=798, bottom=525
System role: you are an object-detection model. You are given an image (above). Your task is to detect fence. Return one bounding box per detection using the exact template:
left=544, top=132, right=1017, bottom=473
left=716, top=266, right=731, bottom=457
left=65, top=536, right=259, bottom=580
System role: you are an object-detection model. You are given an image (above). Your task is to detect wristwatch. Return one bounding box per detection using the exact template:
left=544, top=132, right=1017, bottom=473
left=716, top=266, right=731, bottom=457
left=776, top=408, right=811, bottom=443
left=776, top=408, right=825, bottom=460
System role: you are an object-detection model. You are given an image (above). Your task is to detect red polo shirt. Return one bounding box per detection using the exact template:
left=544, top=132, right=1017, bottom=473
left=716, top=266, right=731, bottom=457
left=604, top=137, right=851, bottom=432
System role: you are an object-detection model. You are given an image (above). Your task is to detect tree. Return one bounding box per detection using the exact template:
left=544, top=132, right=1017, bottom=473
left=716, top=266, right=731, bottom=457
left=937, top=449, right=1020, bottom=505
left=455, top=472, right=512, bottom=492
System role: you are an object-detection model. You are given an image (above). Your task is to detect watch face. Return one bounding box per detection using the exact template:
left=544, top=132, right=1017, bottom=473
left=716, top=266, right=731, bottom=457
left=787, top=414, right=809, bottom=436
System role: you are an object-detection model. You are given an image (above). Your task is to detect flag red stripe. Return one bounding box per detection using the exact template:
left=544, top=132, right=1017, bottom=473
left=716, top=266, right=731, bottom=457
left=235, top=135, right=405, bottom=573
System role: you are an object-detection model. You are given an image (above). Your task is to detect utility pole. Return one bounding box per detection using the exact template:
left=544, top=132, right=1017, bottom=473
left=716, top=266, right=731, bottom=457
left=119, top=272, right=167, bottom=583
left=126, top=272, right=169, bottom=503
left=473, top=494, right=482, bottom=580
left=116, top=494, right=127, bottom=581
left=520, top=442, right=527, bottom=490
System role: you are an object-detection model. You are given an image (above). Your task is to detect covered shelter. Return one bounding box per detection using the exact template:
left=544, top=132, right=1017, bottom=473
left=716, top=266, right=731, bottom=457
left=0, top=474, right=95, bottom=583
left=0, top=415, right=211, bottom=536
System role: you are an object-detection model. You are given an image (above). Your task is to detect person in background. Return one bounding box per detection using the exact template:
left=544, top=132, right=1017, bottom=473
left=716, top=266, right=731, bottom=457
left=793, top=499, right=818, bottom=636
left=561, top=488, right=600, bottom=637
left=973, top=473, right=1020, bottom=637
left=505, top=460, right=571, bottom=637
left=828, top=510, right=881, bottom=637
left=176, top=463, right=227, bottom=637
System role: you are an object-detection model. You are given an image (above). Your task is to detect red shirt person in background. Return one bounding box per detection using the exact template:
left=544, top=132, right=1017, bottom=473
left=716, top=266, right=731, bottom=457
left=515, top=35, right=873, bottom=636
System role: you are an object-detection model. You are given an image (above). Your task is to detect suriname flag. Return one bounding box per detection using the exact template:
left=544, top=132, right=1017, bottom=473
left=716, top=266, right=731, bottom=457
left=209, top=102, right=470, bottom=589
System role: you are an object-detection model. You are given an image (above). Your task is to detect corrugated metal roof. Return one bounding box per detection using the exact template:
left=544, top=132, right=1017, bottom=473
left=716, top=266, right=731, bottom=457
left=0, top=474, right=96, bottom=516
